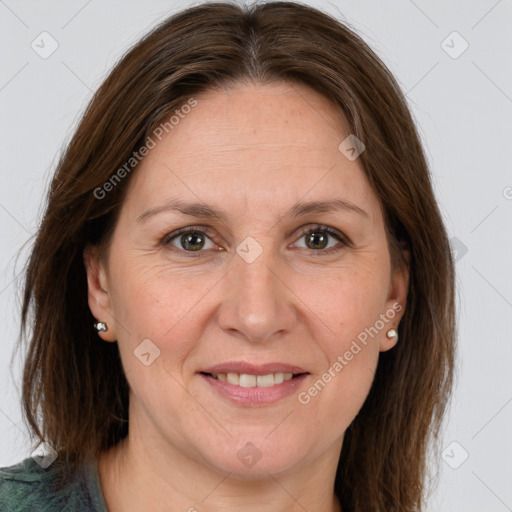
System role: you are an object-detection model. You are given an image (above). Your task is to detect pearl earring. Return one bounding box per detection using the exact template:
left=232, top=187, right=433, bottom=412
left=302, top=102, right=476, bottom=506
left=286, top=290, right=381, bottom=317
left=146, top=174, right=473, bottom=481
left=386, top=328, right=398, bottom=341
left=94, top=322, right=108, bottom=332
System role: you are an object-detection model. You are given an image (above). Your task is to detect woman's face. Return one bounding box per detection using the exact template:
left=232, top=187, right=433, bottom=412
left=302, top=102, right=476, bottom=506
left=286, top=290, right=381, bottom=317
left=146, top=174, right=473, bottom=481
left=86, top=81, right=408, bottom=478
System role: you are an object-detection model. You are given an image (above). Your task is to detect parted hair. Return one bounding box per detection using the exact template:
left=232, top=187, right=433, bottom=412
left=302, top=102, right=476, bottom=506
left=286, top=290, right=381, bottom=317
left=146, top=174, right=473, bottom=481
left=16, top=2, right=455, bottom=510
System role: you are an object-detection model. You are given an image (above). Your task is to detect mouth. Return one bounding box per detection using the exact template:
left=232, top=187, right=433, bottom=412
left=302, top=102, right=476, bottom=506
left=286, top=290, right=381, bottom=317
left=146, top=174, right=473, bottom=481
left=198, top=362, right=310, bottom=406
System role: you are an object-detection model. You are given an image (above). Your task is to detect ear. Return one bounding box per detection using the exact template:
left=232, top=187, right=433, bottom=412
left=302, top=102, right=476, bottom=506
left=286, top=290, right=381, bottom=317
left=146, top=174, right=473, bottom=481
left=83, top=244, right=117, bottom=342
left=380, top=243, right=410, bottom=352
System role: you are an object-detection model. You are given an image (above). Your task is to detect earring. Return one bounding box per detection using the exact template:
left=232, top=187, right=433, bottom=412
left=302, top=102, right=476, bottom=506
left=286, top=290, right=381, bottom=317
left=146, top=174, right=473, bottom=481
left=386, top=328, right=398, bottom=341
left=94, top=322, right=108, bottom=332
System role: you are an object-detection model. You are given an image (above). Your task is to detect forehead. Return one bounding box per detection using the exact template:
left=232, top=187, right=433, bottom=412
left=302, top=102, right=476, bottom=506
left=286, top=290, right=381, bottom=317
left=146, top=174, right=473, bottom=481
left=122, top=81, right=381, bottom=224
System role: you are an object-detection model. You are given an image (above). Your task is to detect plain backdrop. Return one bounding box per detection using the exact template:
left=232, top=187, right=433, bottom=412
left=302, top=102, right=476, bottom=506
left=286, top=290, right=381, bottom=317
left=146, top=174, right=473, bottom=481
left=1, top=1, right=511, bottom=510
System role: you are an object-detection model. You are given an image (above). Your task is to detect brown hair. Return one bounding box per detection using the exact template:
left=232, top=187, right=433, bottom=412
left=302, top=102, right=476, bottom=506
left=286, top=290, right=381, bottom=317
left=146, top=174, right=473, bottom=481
left=16, top=1, right=455, bottom=510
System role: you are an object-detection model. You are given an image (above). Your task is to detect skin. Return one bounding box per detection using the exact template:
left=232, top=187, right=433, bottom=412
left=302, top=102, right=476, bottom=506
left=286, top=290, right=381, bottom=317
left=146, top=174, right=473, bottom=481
left=85, top=81, right=409, bottom=512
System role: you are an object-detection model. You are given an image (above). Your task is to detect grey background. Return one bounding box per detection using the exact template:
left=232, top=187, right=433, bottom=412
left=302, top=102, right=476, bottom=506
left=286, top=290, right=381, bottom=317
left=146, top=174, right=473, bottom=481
left=1, top=0, right=511, bottom=510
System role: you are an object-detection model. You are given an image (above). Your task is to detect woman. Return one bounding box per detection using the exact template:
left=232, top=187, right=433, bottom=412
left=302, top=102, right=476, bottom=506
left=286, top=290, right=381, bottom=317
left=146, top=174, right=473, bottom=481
left=0, top=1, right=455, bottom=511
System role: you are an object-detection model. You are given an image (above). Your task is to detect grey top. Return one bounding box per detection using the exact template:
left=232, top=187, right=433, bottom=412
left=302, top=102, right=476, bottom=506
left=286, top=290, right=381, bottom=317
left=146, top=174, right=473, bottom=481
left=0, top=456, right=109, bottom=511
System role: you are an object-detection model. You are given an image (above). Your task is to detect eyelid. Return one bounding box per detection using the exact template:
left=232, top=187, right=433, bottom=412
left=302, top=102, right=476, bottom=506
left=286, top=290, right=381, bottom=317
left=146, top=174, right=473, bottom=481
left=294, top=223, right=351, bottom=247
left=161, top=225, right=219, bottom=250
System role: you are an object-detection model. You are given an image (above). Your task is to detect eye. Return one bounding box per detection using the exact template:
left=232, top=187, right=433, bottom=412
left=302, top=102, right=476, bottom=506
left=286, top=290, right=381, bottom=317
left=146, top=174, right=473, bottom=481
left=161, top=224, right=350, bottom=257
left=293, top=224, right=349, bottom=254
left=162, top=227, right=218, bottom=255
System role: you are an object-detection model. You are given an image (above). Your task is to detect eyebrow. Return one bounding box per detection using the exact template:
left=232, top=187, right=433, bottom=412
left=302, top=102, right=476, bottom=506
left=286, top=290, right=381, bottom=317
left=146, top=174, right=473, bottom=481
left=136, top=198, right=369, bottom=224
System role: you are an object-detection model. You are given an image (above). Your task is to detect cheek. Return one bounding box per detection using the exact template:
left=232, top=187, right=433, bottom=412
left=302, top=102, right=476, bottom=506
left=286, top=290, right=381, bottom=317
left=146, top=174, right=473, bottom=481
left=106, top=266, right=208, bottom=420
left=292, top=262, right=387, bottom=416
left=109, top=245, right=389, bottom=368
left=107, top=258, right=211, bottom=369
left=297, top=299, right=381, bottom=437
left=295, top=259, right=389, bottom=348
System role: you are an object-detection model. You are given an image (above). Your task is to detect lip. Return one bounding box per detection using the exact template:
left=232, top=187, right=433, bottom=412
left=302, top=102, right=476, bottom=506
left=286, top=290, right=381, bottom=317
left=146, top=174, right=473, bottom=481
left=200, top=361, right=307, bottom=375
left=198, top=361, right=309, bottom=407
left=200, top=372, right=309, bottom=406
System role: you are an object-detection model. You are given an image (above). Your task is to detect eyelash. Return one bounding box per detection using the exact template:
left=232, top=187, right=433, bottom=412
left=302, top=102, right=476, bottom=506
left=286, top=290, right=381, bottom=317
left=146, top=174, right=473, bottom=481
left=161, top=224, right=350, bottom=257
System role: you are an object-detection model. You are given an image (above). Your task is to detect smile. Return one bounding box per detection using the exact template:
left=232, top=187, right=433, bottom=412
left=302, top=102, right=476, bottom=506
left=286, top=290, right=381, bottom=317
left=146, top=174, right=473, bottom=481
left=199, top=363, right=309, bottom=406
left=208, top=372, right=295, bottom=387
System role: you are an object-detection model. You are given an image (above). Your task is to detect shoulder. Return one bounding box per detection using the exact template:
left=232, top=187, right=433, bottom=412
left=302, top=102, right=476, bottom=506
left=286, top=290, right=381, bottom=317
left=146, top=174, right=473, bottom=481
left=0, top=456, right=107, bottom=512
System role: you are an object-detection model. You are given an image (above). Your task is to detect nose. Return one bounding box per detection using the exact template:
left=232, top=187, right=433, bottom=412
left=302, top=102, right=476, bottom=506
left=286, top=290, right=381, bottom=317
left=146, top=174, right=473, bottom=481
left=216, top=244, right=297, bottom=343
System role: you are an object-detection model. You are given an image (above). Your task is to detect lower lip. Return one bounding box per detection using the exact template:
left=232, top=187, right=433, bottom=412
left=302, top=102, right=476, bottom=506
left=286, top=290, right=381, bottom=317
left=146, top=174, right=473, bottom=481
left=200, top=373, right=309, bottom=406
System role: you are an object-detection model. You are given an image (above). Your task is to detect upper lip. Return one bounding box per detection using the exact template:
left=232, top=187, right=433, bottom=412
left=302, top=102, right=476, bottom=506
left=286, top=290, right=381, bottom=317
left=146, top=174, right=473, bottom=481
left=201, top=362, right=308, bottom=375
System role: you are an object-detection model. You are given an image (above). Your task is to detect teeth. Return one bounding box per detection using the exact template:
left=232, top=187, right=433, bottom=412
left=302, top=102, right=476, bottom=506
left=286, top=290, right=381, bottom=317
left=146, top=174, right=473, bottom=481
left=274, top=373, right=284, bottom=385
left=226, top=372, right=239, bottom=385
left=256, top=374, right=274, bottom=387
left=239, top=374, right=257, bottom=387
left=212, top=372, right=295, bottom=387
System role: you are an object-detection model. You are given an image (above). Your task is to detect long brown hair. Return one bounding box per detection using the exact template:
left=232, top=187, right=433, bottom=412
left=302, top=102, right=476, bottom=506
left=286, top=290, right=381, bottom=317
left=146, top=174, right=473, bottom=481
left=16, top=2, right=455, bottom=510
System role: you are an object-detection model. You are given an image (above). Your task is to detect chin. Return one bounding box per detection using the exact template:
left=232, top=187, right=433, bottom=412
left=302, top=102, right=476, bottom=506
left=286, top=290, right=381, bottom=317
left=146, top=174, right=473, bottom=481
left=196, top=436, right=310, bottom=480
